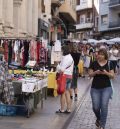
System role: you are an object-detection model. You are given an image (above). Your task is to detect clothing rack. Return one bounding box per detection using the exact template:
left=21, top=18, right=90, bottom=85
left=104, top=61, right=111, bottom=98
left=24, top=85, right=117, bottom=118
left=0, top=36, right=42, bottom=41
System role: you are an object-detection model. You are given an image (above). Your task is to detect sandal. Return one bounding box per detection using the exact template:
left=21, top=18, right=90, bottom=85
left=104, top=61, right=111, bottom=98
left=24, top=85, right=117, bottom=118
left=64, top=110, right=71, bottom=114
left=56, top=109, right=64, bottom=113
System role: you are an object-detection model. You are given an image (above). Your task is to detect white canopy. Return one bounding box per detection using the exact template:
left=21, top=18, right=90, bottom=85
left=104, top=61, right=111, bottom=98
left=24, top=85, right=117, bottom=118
left=108, top=37, right=120, bottom=43
left=106, top=37, right=120, bottom=44
left=88, top=39, right=98, bottom=44
left=97, top=39, right=108, bottom=43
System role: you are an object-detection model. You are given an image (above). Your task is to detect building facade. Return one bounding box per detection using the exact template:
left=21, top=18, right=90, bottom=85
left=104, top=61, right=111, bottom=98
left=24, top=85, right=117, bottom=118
left=0, top=0, right=77, bottom=40
left=50, top=0, right=77, bottom=41
left=76, top=0, right=100, bottom=40
left=99, top=0, right=120, bottom=39
left=38, top=0, right=51, bottom=45
left=0, top=0, right=39, bottom=37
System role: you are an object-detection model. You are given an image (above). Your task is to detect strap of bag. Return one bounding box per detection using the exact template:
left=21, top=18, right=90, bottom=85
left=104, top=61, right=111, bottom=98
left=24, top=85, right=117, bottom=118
left=66, top=61, right=73, bottom=69
left=108, top=61, right=110, bottom=71
left=108, top=61, right=114, bottom=99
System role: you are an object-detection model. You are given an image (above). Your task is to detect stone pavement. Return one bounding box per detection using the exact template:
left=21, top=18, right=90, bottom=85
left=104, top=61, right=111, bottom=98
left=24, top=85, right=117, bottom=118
left=0, top=77, right=91, bottom=129
left=67, top=75, right=120, bottom=129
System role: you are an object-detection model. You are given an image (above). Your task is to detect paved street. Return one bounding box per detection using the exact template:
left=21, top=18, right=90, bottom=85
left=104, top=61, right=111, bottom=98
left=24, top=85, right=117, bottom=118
left=0, top=75, right=119, bottom=129
left=67, top=75, right=120, bottom=129
left=0, top=78, right=91, bottom=129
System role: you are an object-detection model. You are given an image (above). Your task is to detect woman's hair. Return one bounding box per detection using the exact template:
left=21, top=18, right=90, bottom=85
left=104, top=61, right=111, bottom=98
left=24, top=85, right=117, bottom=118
left=72, top=44, right=78, bottom=53
left=62, top=45, right=70, bottom=55
left=98, top=48, right=108, bottom=60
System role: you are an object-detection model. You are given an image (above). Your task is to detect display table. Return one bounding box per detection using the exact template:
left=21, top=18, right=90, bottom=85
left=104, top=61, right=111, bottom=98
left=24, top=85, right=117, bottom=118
left=12, top=77, right=48, bottom=117
left=47, top=72, right=58, bottom=97
left=9, top=70, right=58, bottom=97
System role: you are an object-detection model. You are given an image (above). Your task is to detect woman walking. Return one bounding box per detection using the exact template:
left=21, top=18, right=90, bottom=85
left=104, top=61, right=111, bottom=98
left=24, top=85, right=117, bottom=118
left=70, top=44, right=81, bottom=101
left=89, top=49, right=114, bottom=129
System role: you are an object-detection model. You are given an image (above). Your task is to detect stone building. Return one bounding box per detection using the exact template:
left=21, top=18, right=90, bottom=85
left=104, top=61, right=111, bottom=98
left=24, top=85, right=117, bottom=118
left=0, top=0, right=77, bottom=40
left=0, top=0, right=38, bottom=37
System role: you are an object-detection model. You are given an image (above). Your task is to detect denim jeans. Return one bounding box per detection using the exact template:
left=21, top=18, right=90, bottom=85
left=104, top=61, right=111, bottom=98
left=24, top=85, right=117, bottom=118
left=90, top=87, right=112, bottom=128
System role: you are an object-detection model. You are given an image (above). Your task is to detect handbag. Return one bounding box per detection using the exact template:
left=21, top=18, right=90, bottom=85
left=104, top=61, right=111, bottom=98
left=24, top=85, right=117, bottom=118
left=57, top=73, right=66, bottom=95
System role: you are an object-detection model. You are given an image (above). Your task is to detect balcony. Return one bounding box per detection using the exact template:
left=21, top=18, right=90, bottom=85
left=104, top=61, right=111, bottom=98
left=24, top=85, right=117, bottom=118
left=59, top=1, right=76, bottom=23
left=76, top=1, right=92, bottom=11
left=109, top=21, right=120, bottom=29
left=109, top=0, right=120, bottom=8
left=76, top=22, right=93, bottom=30
left=51, top=0, right=63, bottom=7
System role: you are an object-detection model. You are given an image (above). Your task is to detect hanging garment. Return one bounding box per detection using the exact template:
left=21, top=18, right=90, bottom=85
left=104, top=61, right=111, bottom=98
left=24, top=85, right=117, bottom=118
left=30, top=40, right=37, bottom=61
left=8, top=40, right=13, bottom=65
left=54, top=40, right=61, bottom=52
left=20, top=43, right=25, bottom=67
left=14, top=40, right=20, bottom=62
left=51, top=46, right=62, bottom=64
left=36, top=41, right=41, bottom=63
left=3, top=40, right=9, bottom=62
left=0, top=62, right=14, bottom=104
left=40, top=47, right=46, bottom=63
left=24, top=40, right=29, bottom=66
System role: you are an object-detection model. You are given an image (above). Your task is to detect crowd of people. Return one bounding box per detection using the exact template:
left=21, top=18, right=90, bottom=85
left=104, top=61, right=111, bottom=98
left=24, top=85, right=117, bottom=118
left=55, top=41, right=120, bottom=129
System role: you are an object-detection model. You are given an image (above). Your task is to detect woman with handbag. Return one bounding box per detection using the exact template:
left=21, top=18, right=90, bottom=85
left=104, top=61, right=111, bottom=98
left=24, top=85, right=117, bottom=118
left=56, top=45, right=74, bottom=114
left=89, top=49, right=115, bottom=129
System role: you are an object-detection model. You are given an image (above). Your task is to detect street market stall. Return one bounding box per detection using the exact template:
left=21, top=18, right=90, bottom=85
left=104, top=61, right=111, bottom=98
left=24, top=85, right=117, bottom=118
left=0, top=38, right=49, bottom=117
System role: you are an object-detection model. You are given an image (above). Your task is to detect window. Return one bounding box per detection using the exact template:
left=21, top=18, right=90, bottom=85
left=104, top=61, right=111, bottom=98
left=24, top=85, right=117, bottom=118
left=80, top=15, right=85, bottom=24
left=80, top=0, right=86, bottom=4
left=77, top=0, right=80, bottom=5
left=102, top=0, right=109, bottom=3
left=101, top=15, right=108, bottom=25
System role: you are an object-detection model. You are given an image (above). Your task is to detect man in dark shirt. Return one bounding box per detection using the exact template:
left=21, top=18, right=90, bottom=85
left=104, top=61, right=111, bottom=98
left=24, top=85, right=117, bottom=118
left=70, top=44, right=81, bottom=101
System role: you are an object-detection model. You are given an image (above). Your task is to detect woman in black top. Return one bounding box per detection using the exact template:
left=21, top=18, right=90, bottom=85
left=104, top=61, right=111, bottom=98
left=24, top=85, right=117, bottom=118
left=89, top=49, right=114, bottom=129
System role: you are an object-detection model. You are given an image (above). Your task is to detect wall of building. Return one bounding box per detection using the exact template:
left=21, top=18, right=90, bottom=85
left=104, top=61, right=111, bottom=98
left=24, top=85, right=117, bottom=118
left=99, top=0, right=109, bottom=32
left=0, top=0, right=39, bottom=37
left=109, top=9, right=120, bottom=22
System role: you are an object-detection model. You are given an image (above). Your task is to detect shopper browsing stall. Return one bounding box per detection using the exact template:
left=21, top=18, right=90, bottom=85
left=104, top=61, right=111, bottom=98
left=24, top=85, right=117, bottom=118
left=56, top=45, right=74, bottom=113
